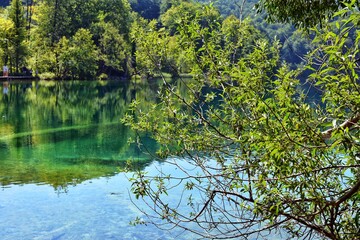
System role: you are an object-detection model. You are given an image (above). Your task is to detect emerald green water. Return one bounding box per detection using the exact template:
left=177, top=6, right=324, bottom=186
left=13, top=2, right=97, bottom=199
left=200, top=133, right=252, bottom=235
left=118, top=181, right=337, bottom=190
left=0, top=80, right=194, bottom=239
left=0, top=80, right=154, bottom=187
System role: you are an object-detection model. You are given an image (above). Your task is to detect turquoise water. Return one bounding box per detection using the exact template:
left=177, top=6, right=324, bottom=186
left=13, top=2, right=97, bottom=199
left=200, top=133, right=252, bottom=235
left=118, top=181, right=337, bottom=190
left=0, top=80, right=194, bottom=239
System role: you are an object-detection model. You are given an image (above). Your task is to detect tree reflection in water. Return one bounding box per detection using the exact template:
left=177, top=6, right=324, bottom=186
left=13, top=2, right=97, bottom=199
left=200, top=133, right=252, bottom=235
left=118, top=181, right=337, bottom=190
left=0, top=79, right=160, bottom=190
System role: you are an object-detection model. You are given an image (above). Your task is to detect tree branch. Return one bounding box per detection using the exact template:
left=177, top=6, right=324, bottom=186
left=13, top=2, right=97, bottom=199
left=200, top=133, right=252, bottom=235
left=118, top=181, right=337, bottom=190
left=322, top=113, right=360, bottom=139
left=334, top=178, right=360, bottom=206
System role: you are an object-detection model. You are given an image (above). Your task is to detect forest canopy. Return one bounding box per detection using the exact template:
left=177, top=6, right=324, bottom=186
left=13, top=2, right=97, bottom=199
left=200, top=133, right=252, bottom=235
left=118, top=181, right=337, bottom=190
left=0, top=0, right=319, bottom=80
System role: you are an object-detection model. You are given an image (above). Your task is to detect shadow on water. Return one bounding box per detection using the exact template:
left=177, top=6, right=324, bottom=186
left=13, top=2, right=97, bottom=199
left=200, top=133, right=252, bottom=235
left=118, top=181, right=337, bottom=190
left=0, top=79, right=160, bottom=190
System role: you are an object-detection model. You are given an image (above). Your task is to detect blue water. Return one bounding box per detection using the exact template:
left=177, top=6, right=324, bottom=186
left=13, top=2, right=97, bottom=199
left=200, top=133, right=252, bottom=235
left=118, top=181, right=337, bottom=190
left=0, top=164, right=196, bottom=240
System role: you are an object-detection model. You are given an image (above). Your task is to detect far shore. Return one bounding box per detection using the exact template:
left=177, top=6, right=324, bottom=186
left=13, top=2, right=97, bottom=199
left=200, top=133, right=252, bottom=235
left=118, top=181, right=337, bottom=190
left=0, top=76, right=39, bottom=81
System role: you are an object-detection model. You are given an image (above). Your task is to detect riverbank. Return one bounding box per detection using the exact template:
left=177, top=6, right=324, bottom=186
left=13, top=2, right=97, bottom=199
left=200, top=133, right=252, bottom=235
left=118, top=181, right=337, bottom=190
left=0, top=76, right=39, bottom=81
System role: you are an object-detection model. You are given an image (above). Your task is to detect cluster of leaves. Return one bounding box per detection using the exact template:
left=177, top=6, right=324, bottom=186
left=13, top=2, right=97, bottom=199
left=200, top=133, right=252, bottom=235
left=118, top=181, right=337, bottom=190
left=123, top=3, right=360, bottom=239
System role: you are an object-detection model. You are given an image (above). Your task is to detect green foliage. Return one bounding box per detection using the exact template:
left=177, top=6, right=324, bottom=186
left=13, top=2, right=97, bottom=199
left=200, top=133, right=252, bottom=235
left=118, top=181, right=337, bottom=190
left=198, top=0, right=257, bottom=19
left=160, top=1, right=221, bottom=35
left=131, top=2, right=291, bottom=77
left=308, top=3, right=360, bottom=122
left=24, top=0, right=133, bottom=79
left=129, top=2, right=224, bottom=77
left=54, top=36, right=71, bottom=78
left=124, top=4, right=360, bottom=239
left=0, top=16, right=14, bottom=68
left=27, top=38, right=56, bottom=76
left=221, top=16, right=263, bottom=63
left=131, top=18, right=186, bottom=77
left=92, top=14, right=131, bottom=75
left=38, top=71, right=56, bottom=80
left=59, top=29, right=98, bottom=79
left=256, top=0, right=359, bottom=28
left=29, top=28, right=98, bottom=79
left=0, top=0, right=28, bottom=73
left=96, top=0, right=132, bottom=36
left=35, top=0, right=98, bottom=45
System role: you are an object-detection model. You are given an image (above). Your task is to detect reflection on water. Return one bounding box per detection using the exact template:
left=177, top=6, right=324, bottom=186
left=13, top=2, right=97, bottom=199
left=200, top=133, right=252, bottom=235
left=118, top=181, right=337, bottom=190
left=0, top=79, right=200, bottom=239
left=0, top=80, right=158, bottom=188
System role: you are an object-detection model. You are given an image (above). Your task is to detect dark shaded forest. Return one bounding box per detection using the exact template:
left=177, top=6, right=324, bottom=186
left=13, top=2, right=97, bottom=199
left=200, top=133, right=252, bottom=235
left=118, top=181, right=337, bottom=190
left=0, top=0, right=10, bottom=7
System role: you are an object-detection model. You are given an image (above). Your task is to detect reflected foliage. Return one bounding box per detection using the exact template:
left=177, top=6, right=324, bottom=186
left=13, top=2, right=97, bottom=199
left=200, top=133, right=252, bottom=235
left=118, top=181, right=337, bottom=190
left=0, top=80, right=160, bottom=190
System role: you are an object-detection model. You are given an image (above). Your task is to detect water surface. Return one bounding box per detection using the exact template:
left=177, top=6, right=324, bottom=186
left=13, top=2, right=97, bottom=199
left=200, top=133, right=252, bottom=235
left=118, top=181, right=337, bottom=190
left=0, top=80, right=193, bottom=239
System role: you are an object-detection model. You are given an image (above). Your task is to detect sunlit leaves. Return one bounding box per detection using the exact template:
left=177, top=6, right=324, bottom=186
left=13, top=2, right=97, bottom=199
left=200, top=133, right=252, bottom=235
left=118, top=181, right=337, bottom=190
left=131, top=18, right=184, bottom=77
left=124, top=3, right=360, bottom=239
left=0, top=0, right=27, bottom=72
left=0, top=17, right=14, bottom=67
left=55, top=29, right=98, bottom=79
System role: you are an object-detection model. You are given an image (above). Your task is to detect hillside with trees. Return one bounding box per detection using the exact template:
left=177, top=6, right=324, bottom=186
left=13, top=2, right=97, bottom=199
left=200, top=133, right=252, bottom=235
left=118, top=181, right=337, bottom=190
left=0, top=0, right=312, bottom=79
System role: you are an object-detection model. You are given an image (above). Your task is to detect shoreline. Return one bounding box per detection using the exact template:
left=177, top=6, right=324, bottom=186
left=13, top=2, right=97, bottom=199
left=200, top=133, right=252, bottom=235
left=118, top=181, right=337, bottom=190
left=0, top=76, right=39, bottom=81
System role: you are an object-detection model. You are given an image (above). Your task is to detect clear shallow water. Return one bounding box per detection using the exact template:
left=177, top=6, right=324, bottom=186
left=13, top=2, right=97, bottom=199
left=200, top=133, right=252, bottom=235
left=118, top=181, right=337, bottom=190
left=0, top=80, right=195, bottom=239
left=0, top=170, right=194, bottom=240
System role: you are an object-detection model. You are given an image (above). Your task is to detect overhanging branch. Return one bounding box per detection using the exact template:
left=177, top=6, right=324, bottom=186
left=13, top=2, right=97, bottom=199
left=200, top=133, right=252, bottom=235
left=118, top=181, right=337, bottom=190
left=321, top=113, right=360, bottom=139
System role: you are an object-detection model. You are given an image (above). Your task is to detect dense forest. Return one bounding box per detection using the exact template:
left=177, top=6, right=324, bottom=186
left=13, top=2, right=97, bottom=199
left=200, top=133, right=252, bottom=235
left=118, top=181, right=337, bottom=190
left=0, top=0, right=309, bottom=80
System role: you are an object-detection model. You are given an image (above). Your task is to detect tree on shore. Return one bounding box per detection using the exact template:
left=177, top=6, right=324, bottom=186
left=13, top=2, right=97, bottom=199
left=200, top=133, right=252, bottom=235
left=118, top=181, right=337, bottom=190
left=8, top=0, right=27, bottom=73
left=123, top=2, right=360, bottom=239
left=0, top=17, right=14, bottom=68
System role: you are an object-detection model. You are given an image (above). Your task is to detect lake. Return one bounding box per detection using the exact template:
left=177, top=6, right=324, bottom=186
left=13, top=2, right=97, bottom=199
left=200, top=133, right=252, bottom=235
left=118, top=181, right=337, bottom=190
left=0, top=79, right=195, bottom=240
